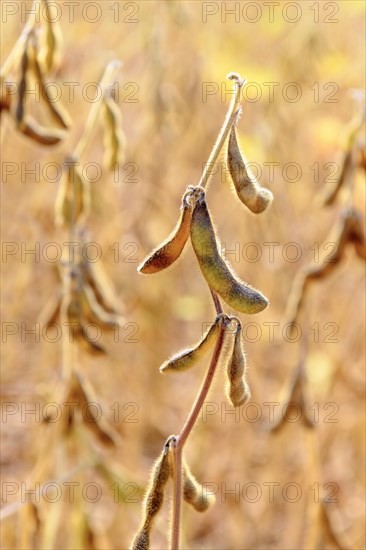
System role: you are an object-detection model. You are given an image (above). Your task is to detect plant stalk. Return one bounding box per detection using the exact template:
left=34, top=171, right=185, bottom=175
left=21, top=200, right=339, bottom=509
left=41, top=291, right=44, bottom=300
left=170, top=324, right=226, bottom=549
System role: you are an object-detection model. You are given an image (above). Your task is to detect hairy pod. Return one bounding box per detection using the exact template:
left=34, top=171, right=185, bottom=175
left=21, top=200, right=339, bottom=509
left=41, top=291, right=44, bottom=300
left=183, top=461, right=215, bottom=512
left=102, top=95, right=126, bottom=169
left=132, top=450, right=171, bottom=550
left=138, top=198, right=193, bottom=274
left=160, top=314, right=224, bottom=373
left=190, top=197, right=269, bottom=314
left=131, top=528, right=149, bottom=550
left=226, top=323, right=251, bottom=407
left=227, top=123, right=273, bottom=214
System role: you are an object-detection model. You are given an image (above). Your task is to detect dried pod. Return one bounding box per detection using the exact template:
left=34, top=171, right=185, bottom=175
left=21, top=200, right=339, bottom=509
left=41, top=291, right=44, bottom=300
left=68, top=372, right=115, bottom=445
left=226, top=322, right=251, bottom=407
left=347, top=209, right=366, bottom=260
left=227, top=122, right=273, bottom=214
left=82, top=258, right=123, bottom=314
left=190, top=197, right=269, bottom=314
left=38, top=293, right=61, bottom=327
left=55, top=158, right=90, bottom=227
left=286, top=209, right=365, bottom=331
left=132, top=449, right=171, bottom=550
left=15, top=46, right=29, bottom=124
left=28, top=38, right=71, bottom=129
left=160, top=314, right=224, bottom=373
left=61, top=269, right=106, bottom=355
left=0, top=79, right=13, bottom=115
left=269, top=361, right=314, bottom=433
left=138, top=197, right=193, bottom=274
left=321, top=148, right=353, bottom=206
left=102, top=95, right=126, bottom=169
left=81, top=282, right=124, bottom=330
left=39, top=0, right=62, bottom=72
left=183, top=461, right=215, bottom=512
left=18, top=116, right=63, bottom=145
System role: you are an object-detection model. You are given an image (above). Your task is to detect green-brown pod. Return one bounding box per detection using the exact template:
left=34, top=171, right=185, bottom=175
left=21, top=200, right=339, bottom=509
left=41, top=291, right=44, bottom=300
left=183, top=461, right=215, bottom=512
left=190, top=198, right=269, bottom=314
left=131, top=450, right=171, bottom=550
left=227, top=124, right=273, bottom=214
left=138, top=201, right=193, bottom=274
left=160, top=315, right=223, bottom=373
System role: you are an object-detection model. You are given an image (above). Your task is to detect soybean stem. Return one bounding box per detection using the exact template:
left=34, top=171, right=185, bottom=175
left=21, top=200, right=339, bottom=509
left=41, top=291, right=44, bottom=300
left=198, top=75, right=245, bottom=190
left=74, top=60, right=122, bottom=159
left=170, top=325, right=226, bottom=550
left=210, top=289, right=223, bottom=315
left=171, top=442, right=183, bottom=550
left=170, top=72, right=243, bottom=550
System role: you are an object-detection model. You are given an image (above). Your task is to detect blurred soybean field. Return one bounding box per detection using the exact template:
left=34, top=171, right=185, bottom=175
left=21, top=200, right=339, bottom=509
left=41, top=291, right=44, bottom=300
left=1, top=1, right=365, bottom=549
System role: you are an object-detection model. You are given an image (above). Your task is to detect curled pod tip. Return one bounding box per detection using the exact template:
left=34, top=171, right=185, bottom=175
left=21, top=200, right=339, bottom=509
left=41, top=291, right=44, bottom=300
left=190, top=198, right=269, bottom=314
left=227, top=124, right=273, bottom=214
left=138, top=197, right=193, bottom=274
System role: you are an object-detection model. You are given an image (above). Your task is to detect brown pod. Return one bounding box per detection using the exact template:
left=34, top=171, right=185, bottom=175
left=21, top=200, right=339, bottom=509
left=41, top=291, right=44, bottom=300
left=227, top=123, right=273, bottom=214
left=138, top=198, right=193, bottom=274
left=18, top=116, right=63, bottom=145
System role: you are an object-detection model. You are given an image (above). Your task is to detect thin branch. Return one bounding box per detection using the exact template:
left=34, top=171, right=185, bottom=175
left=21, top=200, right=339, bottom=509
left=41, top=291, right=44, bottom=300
left=170, top=440, right=183, bottom=550
left=210, top=288, right=223, bottom=315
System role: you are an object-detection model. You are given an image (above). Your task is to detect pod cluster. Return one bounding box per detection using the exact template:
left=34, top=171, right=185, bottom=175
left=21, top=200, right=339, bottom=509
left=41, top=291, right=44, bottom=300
left=40, top=236, right=124, bottom=355
left=1, top=4, right=69, bottom=146
left=132, top=440, right=216, bottom=550
left=139, top=186, right=269, bottom=315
